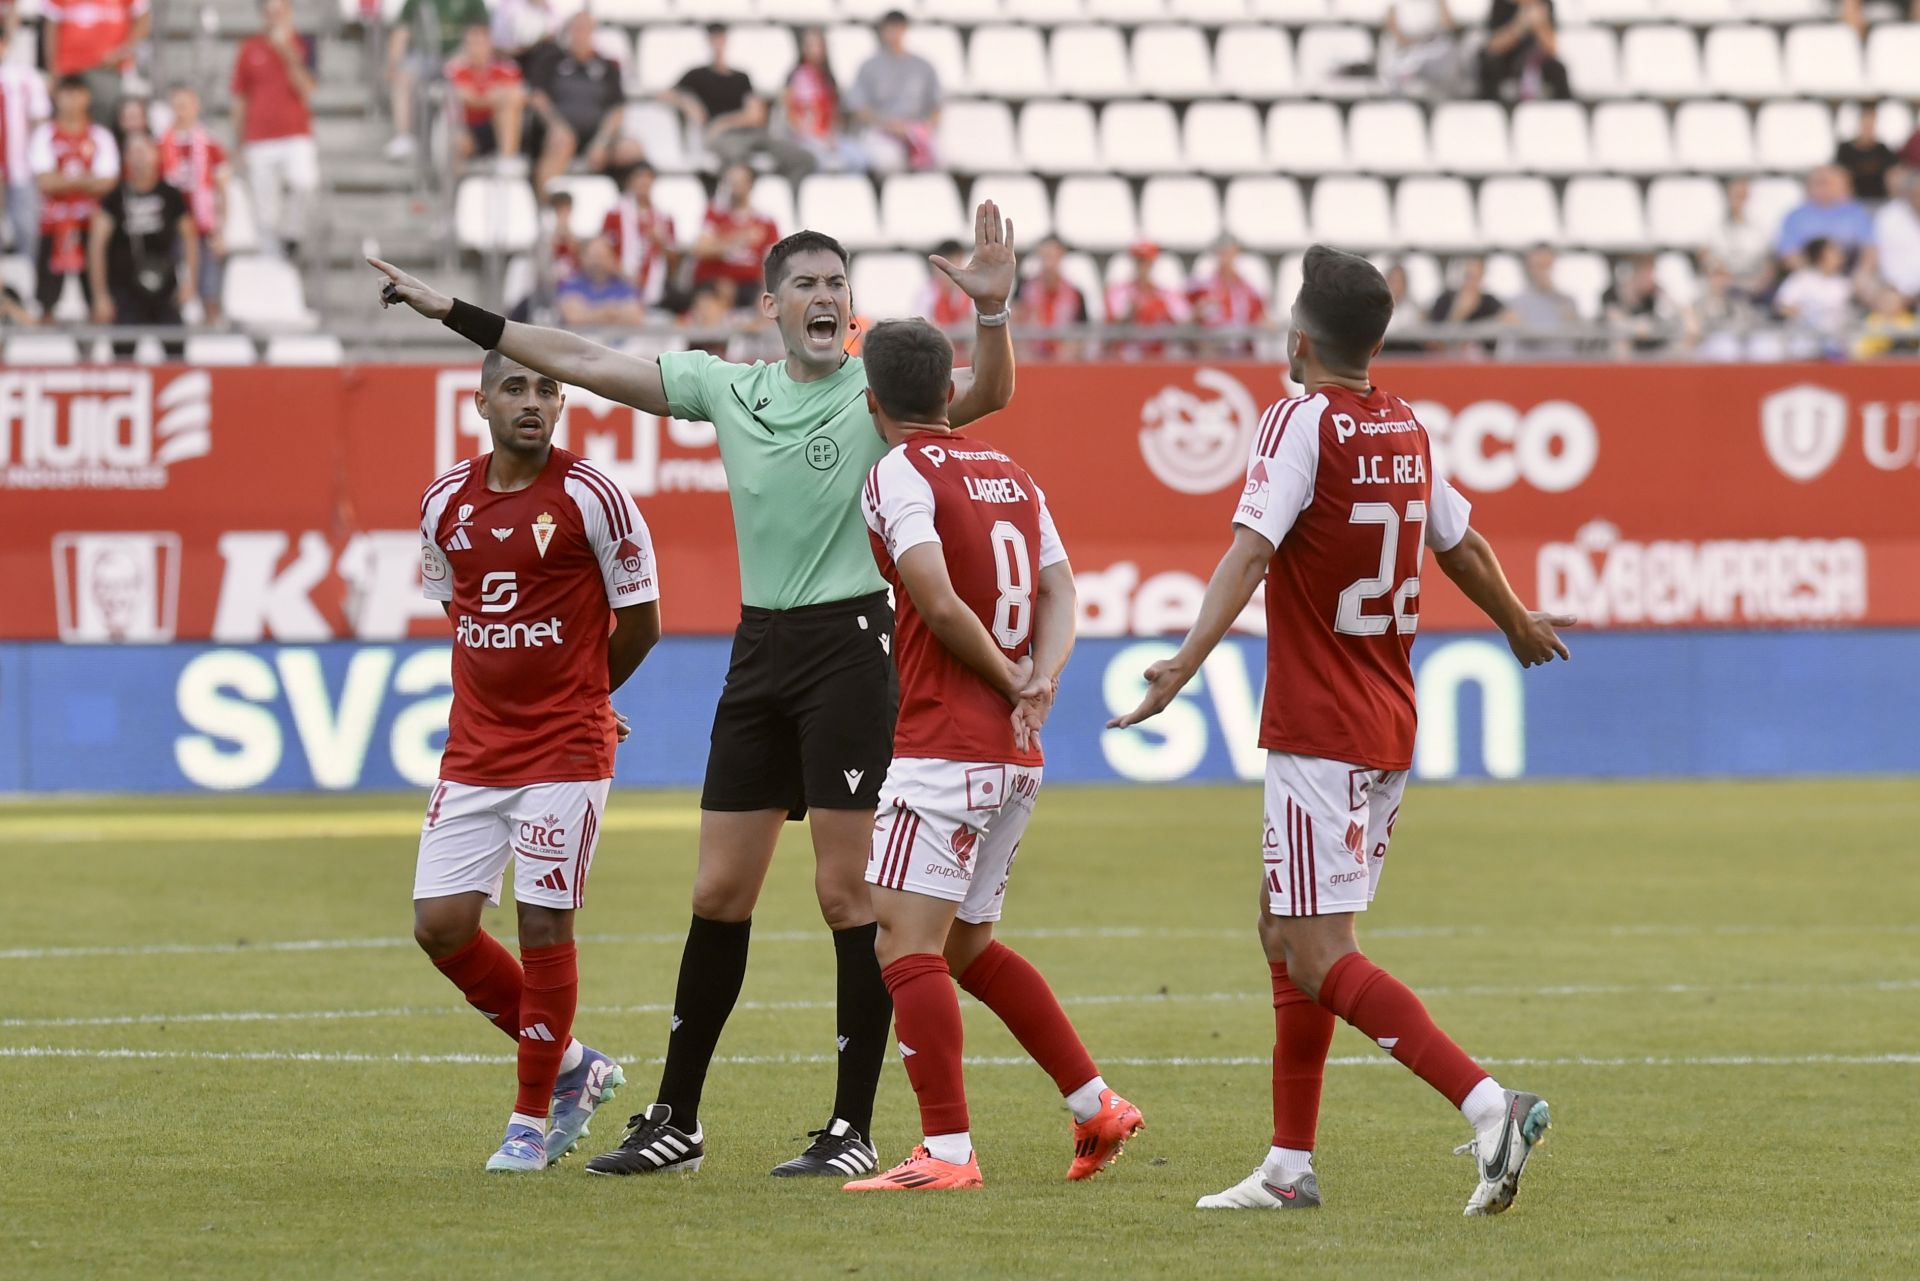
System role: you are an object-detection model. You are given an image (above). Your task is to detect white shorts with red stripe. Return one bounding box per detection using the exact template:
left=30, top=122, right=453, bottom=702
left=866, top=757, right=1043, bottom=924
left=1262, top=752, right=1409, bottom=918
left=413, top=778, right=610, bottom=910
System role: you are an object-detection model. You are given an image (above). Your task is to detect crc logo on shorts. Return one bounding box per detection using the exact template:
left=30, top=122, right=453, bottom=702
left=1760, top=384, right=1848, bottom=482
left=1138, top=367, right=1259, bottom=494
left=51, top=531, right=182, bottom=642
left=518, top=815, right=567, bottom=850
left=1344, top=821, right=1365, bottom=865
left=479, top=571, right=518, bottom=614
left=806, top=437, right=840, bottom=470
left=950, top=825, right=979, bottom=869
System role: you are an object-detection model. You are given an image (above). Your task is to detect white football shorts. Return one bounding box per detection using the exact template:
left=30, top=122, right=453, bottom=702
left=867, top=757, right=1043, bottom=924
left=1261, top=752, right=1409, bottom=918
left=413, top=778, right=611, bottom=910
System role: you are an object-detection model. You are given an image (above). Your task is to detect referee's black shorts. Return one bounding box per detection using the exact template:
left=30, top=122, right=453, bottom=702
left=701, top=590, right=899, bottom=818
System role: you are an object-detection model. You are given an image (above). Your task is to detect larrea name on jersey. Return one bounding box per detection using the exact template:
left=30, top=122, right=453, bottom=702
left=420, top=447, right=659, bottom=787
left=862, top=434, right=1069, bottom=767
left=1234, top=387, right=1473, bottom=773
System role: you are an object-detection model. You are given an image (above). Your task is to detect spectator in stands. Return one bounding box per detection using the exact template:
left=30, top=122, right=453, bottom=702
left=386, top=0, right=488, bottom=160
left=1776, top=166, right=1876, bottom=270
left=446, top=22, right=532, bottom=177
left=1505, top=244, right=1581, bottom=355
left=1835, top=102, right=1898, bottom=204
left=1017, top=233, right=1087, bottom=359
left=528, top=12, right=644, bottom=187
left=45, top=0, right=150, bottom=127
left=661, top=24, right=813, bottom=185
left=1430, top=254, right=1502, bottom=326
left=158, top=84, right=228, bottom=323
left=693, top=162, right=779, bottom=293
left=113, top=96, right=150, bottom=148
left=88, top=132, right=196, bottom=357
left=29, top=76, right=117, bottom=321
left=1875, top=175, right=1920, bottom=301
left=1381, top=1, right=1463, bottom=100
left=1106, top=240, right=1188, bottom=360
left=232, top=0, right=317, bottom=260
left=1775, top=237, right=1860, bottom=354
left=1691, top=260, right=1753, bottom=361
left=1706, top=177, right=1775, bottom=298
left=1854, top=284, right=1919, bottom=357
left=556, top=235, right=644, bottom=328
left=602, top=162, right=677, bottom=309
left=1477, top=0, right=1569, bottom=103
left=847, top=10, right=941, bottom=174
left=1187, top=235, right=1267, bottom=357
left=1380, top=260, right=1424, bottom=355
left=1602, top=254, right=1683, bottom=355
left=0, top=23, right=51, bottom=257
left=783, top=26, right=863, bottom=173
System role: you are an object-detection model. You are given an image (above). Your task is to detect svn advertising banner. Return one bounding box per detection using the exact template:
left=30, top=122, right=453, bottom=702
left=1, top=632, right=1914, bottom=794
left=1, top=363, right=1914, bottom=642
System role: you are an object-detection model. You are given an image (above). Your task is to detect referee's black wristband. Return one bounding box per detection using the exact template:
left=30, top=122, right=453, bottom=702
left=443, top=298, right=506, bottom=350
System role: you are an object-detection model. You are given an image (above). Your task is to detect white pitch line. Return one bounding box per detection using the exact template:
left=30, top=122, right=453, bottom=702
left=1, top=1045, right=1915, bottom=1069
left=9, top=977, right=1919, bottom=1032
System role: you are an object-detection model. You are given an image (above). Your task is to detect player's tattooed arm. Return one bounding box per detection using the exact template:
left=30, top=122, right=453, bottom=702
left=894, top=543, right=1024, bottom=703
left=943, top=201, right=1018, bottom=429
left=1108, top=525, right=1272, bottom=729
left=607, top=601, right=662, bottom=694
left=1432, top=528, right=1574, bottom=668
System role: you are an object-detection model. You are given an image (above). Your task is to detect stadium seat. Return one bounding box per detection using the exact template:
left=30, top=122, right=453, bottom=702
left=1481, top=251, right=1523, bottom=303
left=624, top=102, right=694, bottom=172
left=1266, top=102, right=1346, bottom=174
left=1747, top=176, right=1804, bottom=242
left=1057, top=250, right=1105, bottom=312
left=1051, top=26, right=1133, bottom=98
left=1702, top=25, right=1785, bottom=99
left=970, top=172, right=1054, bottom=239
left=1347, top=100, right=1432, bottom=174
left=1783, top=23, right=1863, bottom=98
left=749, top=175, right=796, bottom=237
left=1591, top=101, right=1676, bottom=174
left=1664, top=0, right=1738, bottom=20
left=1620, top=26, right=1702, bottom=99
left=1273, top=252, right=1306, bottom=314
left=921, top=0, right=1004, bottom=20
left=1756, top=101, right=1837, bottom=173
left=1674, top=101, right=1757, bottom=174
left=1655, top=250, right=1700, bottom=309
left=1131, top=24, right=1215, bottom=99
left=1394, top=176, right=1478, bottom=251
left=1329, top=0, right=1392, bottom=19
left=503, top=254, right=537, bottom=313
left=1838, top=97, right=1913, bottom=147
left=5, top=333, right=81, bottom=363
left=1430, top=102, right=1513, bottom=175
left=1393, top=250, right=1442, bottom=310
left=1646, top=176, right=1727, bottom=248
left=594, top=0, right=676, bottom=20
left=636, top=25, right=706, bottom=94
left=1018, top=100, right=1103, bottom=172
left=880, top=173, right=969, bottom=247
left=1018, top=0, right=1089, bottom=22
left=1866, top=25, right=1920, bottom=98
left=548, top=175, right=620, bottom=238
left=1250, top=0, right=1329, bottom=21
left=798, top=174, right=883, bottom=249
left=223, top=256, right=318, bottom=330
left=594, top=27, right=633, bottom=87
left=1216, top=26, right=1298, bottom=100
left=1139, top=175, right=1222, bottom=251
left=222, top=181, right=260, bottom=254
left=1222, top=176, right=1310, bottom=251
left=1086, top=0, right=1168, bottom=20
left=1295, top=26, right=1377, bottom=98
left=1100, top=101, right=1183, bottom=175
left=264, top=335, right=346, bottom=365
left=1554, top=251, right=1611, bottom=321
left=1309, top=175, right=1392, bottom=247
left=1184, top=101, right=1267, bottom=175
left=1477, top=176, right=1561, bottom=248
left=183, top=334, right=257, bottom=366
left=650, top=175, right=712, bottom=246
left=456, top=177, right=540, bottom=252
left=850, top=252, right=927, bottom=319
left=938, top=101, right=1018, bottom=174
left=1557, top=25, right=1622, bottom=99
left=1562, top=177, right=1648, bottom=250
left=1511, top=101, right=1593, bottom=175
left=1577, top=0, right=1656, bottom=19
left=1169, top=0, right=1251, bottom=19
left=1054, top=175, right=1140, bottom=251
left=826, top=25, right=879, bottom=85
left=728, top=25, right=800, bottom=93
left=686, top=0, right=755, bottom=19
left=905, top=24, right=967, bottom=96
left=761, top=0, right=842, bottom=17
left=965, top=26, right=1051, bottom=99
left=1742, top=0, right=1826, bottom=17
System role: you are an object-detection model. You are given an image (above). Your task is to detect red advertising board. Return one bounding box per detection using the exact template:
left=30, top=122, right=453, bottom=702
left=4, top=362, right=1913, bottom=641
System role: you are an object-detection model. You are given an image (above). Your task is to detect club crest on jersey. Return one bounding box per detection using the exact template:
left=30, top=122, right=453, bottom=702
left=532, top=513, right=556, bottom=558
left=458, top=503, right=474, bottom=522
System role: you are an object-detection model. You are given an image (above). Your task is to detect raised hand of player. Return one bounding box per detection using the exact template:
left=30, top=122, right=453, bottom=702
left=368, top=256, right=453, bottom=321
left=1506, top=611, right=1576, bottom=667
left=932, top=200, right=1017, bottom=312
left=1106, top=656, right=1195, bottom=730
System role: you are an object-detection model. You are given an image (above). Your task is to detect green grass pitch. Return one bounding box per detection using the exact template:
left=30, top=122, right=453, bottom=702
left=3, top=779, right=1917, bottom=1280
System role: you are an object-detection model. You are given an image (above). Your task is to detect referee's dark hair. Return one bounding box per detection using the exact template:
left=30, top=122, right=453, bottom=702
left=861, top=320, right=954, bottom=424
left=763, top=229, right=850, bottom=293
left=1293, top=243, right=1394, bottom=377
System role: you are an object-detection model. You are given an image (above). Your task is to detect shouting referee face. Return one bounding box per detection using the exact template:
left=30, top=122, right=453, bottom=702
left=474, top=351, right=565, bottom=459
left=760, top=236, right=853, bottom=376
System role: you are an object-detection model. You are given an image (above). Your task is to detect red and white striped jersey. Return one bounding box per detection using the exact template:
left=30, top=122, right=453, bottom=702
left=28, top=121, right=117, bottom=274
left=863, top=433, right=1067, bottom=767
left=1233, top=386, right=1472, bottom=772
left=600, top=197, right=674, bottom=304
left=420, top=447, right=659, bottom=787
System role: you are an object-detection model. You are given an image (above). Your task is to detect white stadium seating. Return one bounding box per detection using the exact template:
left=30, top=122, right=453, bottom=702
left=1430, top=102, right=1513, bottom=175
left=183, top=334, right=259, bottom=366
left=1621, top=26, right=1702, bottom=99
left=1131, top=24, right=1215, bottom=99
left=1755, top=101, right=1836, bottom=173
left=1139, top=174, right=1222, bottom=251
left=455, top=176, right=540, bottom=252
left=1674, top=101, right=1757, bottom=174
left=938, top=100, right=1018, bottom=173
left=1782, top=23, right=1863, bottom=98
left=880, top=172, right=969, bottom=245
left=974, top=172, right=1054, bottom=239
left=1050, top=26, right=1132, bottom=98
left=1223, top=176, right=1310, bottom=251
left=850, top=252, right=925, bottom=318
left=1478, top=176, right=1561, bottom=249
left=1054, top=175, right=1139, bottom=250
left=1512, top=101, right=1593, bottom=175
left=1267, top=102, right=1346, bottom=174
left=966, top=25, right=1050, bottom=99
left=1100, top=100, right=1182, bottom=175
left=1563, top=177, right=1648, bottom=251
left=1702, top=25, right=1784, bottom=99
left=1347, top=101, right=1432, bottom=175
left=1866, top=25, right=1920, bottom=97
left=1018, top=100, right=1102, bottom=173
left=1309, top=176, right=1392, bottom=247
left=1394, top=177, right=1479, bottom=252
left=799, top=173, right=884, bottom=249
left=1646, top=176, right=1727, bottom=248
left=1216, top=26, right=1298, bottom=100
left=1592, top=101, right=1675, bottom=174
left=1183, top=101, right=1267, bottom=175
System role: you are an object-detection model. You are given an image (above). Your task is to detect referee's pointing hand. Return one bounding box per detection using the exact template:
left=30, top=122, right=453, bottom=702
left=931, top=200, right=1017, bottom=312
left=369, top=256, right=453, bottom=321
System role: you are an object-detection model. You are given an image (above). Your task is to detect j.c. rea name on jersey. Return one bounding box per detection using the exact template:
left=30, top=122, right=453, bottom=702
left=1331, top=410, right=1428, bottom=487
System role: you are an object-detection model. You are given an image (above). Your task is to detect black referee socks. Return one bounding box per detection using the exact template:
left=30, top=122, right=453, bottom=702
left=654, top=913, right=753, bottom=1131
left=831, top=922, right=893, bottom=1138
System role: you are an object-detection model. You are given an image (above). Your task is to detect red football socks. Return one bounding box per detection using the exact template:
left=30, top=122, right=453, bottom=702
left=1317, top=952, right=1488, bottom=1109
left=431, top=929, right=522, bottom=1041
left=957, top=941, right=1099, bottom=1097
left=513, top=941, right=579, bottom=1118
left=1270, top=960, right=1336, bottom=1150
left=883, top=952, right=970, bottom=1136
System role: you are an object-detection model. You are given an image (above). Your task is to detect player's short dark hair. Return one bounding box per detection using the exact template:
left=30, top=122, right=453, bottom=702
left=56, top=74, right=89, bottom=95
left=482, top=350, right=555, bottom=392
left=763, top=229, right=850, bottom=293
left=880, top=9, right=909, bottom=25
left=706, top=21, right=727, bottom=36
left=1293, top=243, right=1393, bottom=375
left=862, top=319, right=953, bottom=422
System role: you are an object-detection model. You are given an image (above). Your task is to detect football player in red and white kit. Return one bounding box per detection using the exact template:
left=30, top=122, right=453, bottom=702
left=843, top=320, right=1143, bottom=1192
left=412, top=350, right=662, bottom=1173
left=1113, top=246, right=1574, bottom=1217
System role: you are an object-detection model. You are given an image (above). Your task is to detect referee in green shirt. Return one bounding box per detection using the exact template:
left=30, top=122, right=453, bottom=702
left=371, top=201, right=1018, bottom=1178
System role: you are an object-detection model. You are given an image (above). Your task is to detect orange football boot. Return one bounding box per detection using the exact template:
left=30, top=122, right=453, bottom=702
left=842, top=1145, right=983, bottom=1192
left=1067, top=1089, right=1145, bottom=1181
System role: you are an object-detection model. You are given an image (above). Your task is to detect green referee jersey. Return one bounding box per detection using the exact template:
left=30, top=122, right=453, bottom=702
left=658, top=349, right=889, bottom=610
